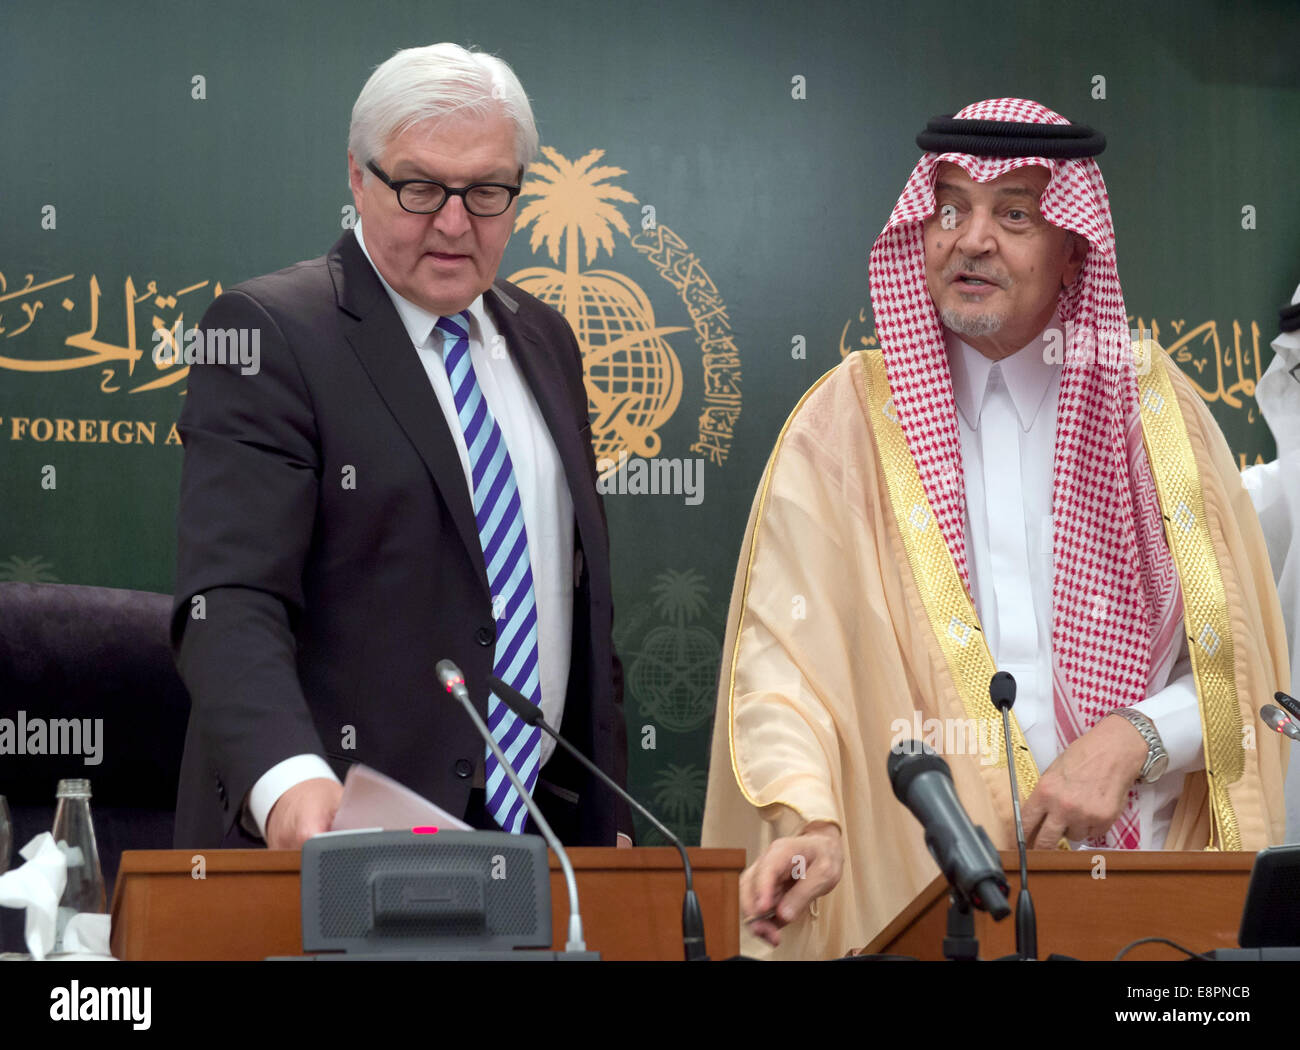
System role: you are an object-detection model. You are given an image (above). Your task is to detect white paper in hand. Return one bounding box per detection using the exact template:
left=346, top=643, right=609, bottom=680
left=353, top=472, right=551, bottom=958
left=329, top=764, right=471, bottom=833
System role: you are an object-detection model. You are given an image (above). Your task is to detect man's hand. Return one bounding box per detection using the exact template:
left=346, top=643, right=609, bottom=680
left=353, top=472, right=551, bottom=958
left=740, top=821, right=843, bottom=948
left=1020, top=714, right=1150, bottom=848
left=264, top=778, right=344, bottom=849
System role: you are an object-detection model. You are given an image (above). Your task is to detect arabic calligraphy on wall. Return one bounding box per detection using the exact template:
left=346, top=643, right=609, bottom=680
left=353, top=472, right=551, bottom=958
left=0, top=269, right=222, bottom=394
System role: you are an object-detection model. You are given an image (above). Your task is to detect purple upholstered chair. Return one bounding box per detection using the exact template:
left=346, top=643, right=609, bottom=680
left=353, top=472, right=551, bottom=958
left=0, top=582, right=190, bottom=951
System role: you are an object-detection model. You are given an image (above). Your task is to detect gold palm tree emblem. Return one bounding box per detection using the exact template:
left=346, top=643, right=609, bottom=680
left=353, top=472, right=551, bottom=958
left=511, top=148, right=685, bottom=466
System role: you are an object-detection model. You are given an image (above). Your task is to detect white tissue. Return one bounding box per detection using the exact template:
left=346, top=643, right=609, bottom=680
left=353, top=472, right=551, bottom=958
left=60, top=912, right=112, bottom=955
left=0, top=832, right=67, bottom=960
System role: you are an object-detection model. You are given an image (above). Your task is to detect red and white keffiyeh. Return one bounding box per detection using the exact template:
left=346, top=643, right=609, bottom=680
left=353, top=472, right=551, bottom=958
left=868, top=98, right=1184, bottom=848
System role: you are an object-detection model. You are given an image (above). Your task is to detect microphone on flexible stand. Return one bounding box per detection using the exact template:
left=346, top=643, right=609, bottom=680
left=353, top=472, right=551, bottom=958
left=435, top=659, right=589, bottom=954
left=489, top=673, right=708, bottom=961
left=1260, top=702, right=1300, bottom=742
left=887, top=742, right=1010, bottom=917
left=888, top=739, right=1008, bottom=962
left=990, top=670, right=1037, bottom=961
left=1276, top=692, right=1300, bottom=722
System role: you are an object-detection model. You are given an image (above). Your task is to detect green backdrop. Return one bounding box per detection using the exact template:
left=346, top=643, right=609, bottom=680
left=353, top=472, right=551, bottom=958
left=2, top=0, right=1296, bottom=844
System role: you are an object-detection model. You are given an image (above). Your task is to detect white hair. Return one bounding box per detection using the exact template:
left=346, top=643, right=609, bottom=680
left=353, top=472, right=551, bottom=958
left=941, top=306, right=1005, bottom=338
left=348, top=43, right=539, bottom=177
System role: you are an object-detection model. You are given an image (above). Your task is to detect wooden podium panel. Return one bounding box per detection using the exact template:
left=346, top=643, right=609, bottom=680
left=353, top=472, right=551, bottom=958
left=862, top=850, right=1256, bottom=960
left=110, top=847, right=743, bottom=961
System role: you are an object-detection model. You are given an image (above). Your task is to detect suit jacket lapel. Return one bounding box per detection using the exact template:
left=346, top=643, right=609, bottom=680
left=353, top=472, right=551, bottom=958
left=483, top=282, right=603, bottom=564
left=328, top=232, right=489, bottom=598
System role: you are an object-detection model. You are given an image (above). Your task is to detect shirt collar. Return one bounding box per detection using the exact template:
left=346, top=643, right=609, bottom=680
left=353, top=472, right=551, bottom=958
left=353, top=218, right=486, bottom=351
left=944, top=308, right=1061, bottom=432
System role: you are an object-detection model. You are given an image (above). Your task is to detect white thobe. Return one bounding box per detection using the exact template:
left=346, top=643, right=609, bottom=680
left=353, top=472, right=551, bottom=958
left=946, top=317, right=1203, bottom=849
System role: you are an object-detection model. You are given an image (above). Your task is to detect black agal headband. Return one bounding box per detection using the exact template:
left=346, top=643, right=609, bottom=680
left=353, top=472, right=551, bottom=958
left=1280, top=301, right=1300, bottom=334
left=916, top=116, right=1106, bottom=159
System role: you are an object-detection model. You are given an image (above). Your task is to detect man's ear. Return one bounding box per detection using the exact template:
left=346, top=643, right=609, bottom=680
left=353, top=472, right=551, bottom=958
left=1063, top=232, right=1088, bottom=288
left=347, top=152, right=366, bottom=213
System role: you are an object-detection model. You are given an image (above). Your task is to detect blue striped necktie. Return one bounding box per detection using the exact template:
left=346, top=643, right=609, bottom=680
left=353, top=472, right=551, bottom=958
left=435, top=310, right=542, bottom=834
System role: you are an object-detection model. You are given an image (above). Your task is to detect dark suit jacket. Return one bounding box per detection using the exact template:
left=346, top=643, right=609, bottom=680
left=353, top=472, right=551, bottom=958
left=171, top=230, right=630, bottom=848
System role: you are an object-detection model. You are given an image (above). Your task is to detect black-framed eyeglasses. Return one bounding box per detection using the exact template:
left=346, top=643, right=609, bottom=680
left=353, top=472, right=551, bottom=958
left=366, top=160, right=521, bottom=217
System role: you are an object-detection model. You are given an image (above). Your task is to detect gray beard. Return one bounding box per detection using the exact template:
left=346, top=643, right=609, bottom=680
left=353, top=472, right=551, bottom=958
left=940, top=306, right=1005, bottom=339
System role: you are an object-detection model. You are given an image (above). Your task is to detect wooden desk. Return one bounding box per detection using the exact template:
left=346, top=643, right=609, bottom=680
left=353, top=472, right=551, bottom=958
left=110, top=847, right=743, bottom=961
left=862, top=850, right=1255, bottom=960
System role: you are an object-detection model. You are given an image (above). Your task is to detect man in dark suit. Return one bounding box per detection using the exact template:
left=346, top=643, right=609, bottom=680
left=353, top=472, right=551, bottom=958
left=171, top=43, right=631, bottom=850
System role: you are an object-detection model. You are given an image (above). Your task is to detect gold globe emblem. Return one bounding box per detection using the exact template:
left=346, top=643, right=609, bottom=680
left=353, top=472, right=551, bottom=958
left=511, top=149, right=686, bottom=463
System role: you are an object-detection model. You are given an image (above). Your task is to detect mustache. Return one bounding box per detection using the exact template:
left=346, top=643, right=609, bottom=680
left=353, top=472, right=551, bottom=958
left=942, top=258, right=1009, bottom=286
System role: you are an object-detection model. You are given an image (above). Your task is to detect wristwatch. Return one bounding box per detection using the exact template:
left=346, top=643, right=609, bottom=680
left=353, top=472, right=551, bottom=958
left=1107, top=708, right=1170, bottom=784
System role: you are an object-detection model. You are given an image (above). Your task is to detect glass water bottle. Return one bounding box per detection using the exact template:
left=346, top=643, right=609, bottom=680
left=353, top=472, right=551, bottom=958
left=51, top=778, right=107, bottom=947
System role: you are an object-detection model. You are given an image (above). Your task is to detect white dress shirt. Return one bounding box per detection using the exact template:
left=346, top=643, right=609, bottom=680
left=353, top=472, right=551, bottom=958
left=244, top=221, right=574, bottom=839
left=945, top=314, right=1203, bottom=849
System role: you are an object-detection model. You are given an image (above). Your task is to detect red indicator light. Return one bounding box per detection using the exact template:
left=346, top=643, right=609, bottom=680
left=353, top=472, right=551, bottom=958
left=411, top=826, right=440, bottom=835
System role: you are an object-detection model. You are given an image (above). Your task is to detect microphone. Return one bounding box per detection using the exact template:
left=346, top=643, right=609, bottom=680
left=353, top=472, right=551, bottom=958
left=489, top=673, right=708, bottom=961
left=435, top=659, right=589, bottom=954
left=888, top=740, right=1010, bottom=919
left=1275, top=692, right=1300, bottom=723
left=990, top=671, right=1036, bottom=960
left=1260, top=703, right=1300, bottom=742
